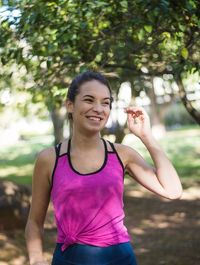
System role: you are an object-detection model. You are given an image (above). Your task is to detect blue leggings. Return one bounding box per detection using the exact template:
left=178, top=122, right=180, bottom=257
left=51, top=242, right=138, bottom=265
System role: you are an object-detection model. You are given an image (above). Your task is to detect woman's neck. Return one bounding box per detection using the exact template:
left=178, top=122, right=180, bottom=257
left=70, top=131, right=102, bottom=151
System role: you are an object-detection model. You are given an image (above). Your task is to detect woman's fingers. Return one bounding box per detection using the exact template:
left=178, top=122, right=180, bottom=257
left=127, top=113, right=143, bottom=125
left=124, top=107, right=147, bottom=119
left=125, top=109, right=144, bottom=120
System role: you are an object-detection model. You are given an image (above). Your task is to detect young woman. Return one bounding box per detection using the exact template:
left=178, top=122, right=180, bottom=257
left=25, top=71, right=182, bottom=265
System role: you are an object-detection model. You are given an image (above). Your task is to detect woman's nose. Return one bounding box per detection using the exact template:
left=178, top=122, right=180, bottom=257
left=92, top=103, right=103, bottom=112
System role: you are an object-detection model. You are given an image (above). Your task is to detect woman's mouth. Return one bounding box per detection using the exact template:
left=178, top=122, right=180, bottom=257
left=86, top=116, right=102, bottom=122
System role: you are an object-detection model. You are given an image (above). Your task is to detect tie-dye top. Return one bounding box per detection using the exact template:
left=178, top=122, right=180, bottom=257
left=50, top=138, right=130, bottom=251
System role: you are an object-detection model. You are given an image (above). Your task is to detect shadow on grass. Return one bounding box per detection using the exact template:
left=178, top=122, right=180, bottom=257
left=124, top=194, right=200, bottom=265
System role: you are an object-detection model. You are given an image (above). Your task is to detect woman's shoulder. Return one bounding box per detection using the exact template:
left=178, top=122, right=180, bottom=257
left=107, top=141, right=133, bottom=167
left=111, top=141, right=134, bottom=154
left=36, top=146, right=56, bottom=166
left=110, top=141, right=140, bottom=165
left=36, top=139, right=69, bottom=163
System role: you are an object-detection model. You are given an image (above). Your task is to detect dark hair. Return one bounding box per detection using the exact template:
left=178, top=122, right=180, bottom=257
left=67, top=71, right=113, bottom=120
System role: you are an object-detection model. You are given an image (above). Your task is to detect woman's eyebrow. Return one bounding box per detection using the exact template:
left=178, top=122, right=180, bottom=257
left=82, top=95, right=111, bottom=100
left=82, top=95, right=94, bottom=98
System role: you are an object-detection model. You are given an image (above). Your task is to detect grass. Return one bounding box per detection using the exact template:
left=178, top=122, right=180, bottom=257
left=122, top=126, right=200, bottom=182
left=0, top=127, right=199, bottom=186
left=0, top=135, right=54, bottom=185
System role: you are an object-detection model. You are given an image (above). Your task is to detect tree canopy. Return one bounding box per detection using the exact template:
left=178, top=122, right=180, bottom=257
left=0, top=0, right=200, bottom=129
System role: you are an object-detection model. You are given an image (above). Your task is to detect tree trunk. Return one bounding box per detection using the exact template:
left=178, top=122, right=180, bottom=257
left=50, top=106, right=66, bottom=145
left=176, top=75, right=200, bottom=125
left=101, top=122, right=125, bottom=143
left=114, top=123, right=125, bottom=143
left=148, top=77, right=166, bottom=138
left=148, top=78, right=161, bottom=126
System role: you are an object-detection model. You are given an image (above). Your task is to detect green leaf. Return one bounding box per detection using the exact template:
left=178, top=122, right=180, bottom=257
left=162, top=32, right=171, bottom=39
left=144, top=25, right=152, bottom=33
left=95, top=53, right=102, bottom=62
left=137, top=29, right=145, bottom=41
left=181, top=47, right=189, bottom=59
left=120, top=1, right=128, bottom=9
left=178, top=24, right=186, bottom=32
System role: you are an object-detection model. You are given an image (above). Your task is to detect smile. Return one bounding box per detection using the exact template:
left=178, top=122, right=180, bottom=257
left=86, top=116, right=102, bottom=121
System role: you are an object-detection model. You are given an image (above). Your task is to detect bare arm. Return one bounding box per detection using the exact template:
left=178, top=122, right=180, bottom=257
left=122, top=107, right=182, bottom=200
left=25, top=148, right=55, bottom=265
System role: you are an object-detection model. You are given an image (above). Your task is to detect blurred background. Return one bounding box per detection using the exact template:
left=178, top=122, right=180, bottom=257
left=0, top=1, right=200, bottom=264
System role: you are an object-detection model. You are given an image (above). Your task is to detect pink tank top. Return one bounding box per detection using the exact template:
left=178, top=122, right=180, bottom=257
left=50, top=138, right=130, bottom=251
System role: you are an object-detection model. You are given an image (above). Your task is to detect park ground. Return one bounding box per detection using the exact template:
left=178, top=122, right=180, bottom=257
left=0, top=127, right=200, bottom=265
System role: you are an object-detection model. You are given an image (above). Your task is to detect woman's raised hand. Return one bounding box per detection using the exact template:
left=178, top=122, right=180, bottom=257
left=124, top=106, right=152, bottom=139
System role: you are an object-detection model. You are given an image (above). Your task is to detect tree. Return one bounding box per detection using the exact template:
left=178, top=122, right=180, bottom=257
left=1, top=0, right=199, bottom=143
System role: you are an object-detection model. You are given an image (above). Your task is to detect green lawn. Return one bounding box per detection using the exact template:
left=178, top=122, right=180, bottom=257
left=0, top=135, right=54, bottom=185
left=0, top=128, right=199, bottom=186
left=127, top=127, right=200, bottom=182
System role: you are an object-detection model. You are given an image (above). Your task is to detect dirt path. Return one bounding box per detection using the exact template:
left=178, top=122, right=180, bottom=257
left=124, top=178, right=200, bottom=265
left=0, top=179, right=200, bottom=265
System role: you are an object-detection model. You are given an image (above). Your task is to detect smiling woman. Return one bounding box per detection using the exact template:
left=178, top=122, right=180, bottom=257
left=25, top=71, right=182, bottom=265
left=65, top=72, right=113, bottom=136
left=66, top=79, right=112, bottom=135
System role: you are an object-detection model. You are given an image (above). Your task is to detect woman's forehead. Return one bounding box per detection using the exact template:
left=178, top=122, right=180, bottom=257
left=78, top=80, right=111, bottom=97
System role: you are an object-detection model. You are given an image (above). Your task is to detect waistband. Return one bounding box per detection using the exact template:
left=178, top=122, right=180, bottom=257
left=52, top=242, right=137, bottom=265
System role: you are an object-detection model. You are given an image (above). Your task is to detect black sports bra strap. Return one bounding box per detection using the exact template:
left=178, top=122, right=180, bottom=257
left=107, top=140, right=125, bottom=173
left=55, top=143, right=62, bottom=157
left=67, top=139, right=71, bottom=154
left=101, top=138, right=107, bottom=152
left=51, top=143, right=61, bottom=191
left=107, top=140, right=115, bottom=152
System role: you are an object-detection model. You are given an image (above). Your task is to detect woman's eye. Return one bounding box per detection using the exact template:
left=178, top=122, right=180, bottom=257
left=84, top=99, right=93, bottom=102
left=103, top=102, right=110, bottom=105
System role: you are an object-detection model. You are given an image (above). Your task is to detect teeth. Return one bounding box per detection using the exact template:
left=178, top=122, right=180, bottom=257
left=88, top=117, right=101, bottom=121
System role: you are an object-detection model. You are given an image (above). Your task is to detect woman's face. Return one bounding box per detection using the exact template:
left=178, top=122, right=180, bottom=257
left=67, top=80, right=112, bottom=133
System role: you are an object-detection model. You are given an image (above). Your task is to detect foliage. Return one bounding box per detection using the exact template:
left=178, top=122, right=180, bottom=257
left=0, top=0, right=200, bottom=136
left=1, top=1, right=200, bottom=100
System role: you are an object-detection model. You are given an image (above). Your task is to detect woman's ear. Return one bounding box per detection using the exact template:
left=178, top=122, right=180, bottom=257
left=65, top=100, right=74, bottom=115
